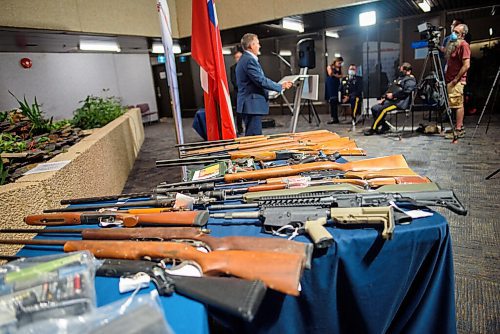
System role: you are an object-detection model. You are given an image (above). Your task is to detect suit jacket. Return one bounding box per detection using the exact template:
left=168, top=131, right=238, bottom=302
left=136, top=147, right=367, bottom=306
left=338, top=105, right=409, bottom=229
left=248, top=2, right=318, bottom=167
left=236, top=52, right=282, bottom=115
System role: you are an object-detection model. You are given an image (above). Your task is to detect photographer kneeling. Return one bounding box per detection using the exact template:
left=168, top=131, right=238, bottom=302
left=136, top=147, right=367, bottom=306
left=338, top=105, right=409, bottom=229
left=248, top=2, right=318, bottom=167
left=364, top=62, right=416, bottom=136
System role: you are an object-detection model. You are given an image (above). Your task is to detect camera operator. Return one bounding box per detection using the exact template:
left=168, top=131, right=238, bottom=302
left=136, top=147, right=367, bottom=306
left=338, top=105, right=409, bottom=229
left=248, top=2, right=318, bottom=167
left=439, top=19, right=471, bottom=70
left=341, top=64, right=363, bottom=124
left=364, top=62, right=416, bottom=136
left=444, top=24, right=470, bottom=138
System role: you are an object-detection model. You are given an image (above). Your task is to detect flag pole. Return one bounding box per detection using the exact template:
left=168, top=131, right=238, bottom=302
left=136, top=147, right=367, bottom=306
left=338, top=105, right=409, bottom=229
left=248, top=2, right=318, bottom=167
left=157, top=0, right=185, bottom=146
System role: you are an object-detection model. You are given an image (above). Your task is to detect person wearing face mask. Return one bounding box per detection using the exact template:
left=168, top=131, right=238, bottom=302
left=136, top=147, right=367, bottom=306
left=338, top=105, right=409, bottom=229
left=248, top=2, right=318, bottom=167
left=364, top=62, right=416, bottom=136
left=444, top=24, right=471, bottom=139
left=341, top=64, right=363, bottom=124
left=325, top=57, right=343, bottom=124
left=439, top=19, right=471, bottom=70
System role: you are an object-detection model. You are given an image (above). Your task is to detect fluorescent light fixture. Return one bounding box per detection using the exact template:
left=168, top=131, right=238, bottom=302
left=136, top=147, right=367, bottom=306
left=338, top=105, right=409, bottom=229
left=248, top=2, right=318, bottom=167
left=222, top=47, right=232, bottom=55
left=325, top=30, right=340, bottom=38
left=334, top=53, right=341, bottom=58
left=79, top=40, right=120, bottom=52
left=279, top=50, right=292, bottom=56
left=489, top=28, right=493, bottom=36
left=359, top=11, right=376, bottom=27
left=282, top=17, right=304, bottom=33
left=417, top=0, right=431, bottom=13
left=172, top=43, right=181, bottom=54
left=152, top=42, right=164, bottom=54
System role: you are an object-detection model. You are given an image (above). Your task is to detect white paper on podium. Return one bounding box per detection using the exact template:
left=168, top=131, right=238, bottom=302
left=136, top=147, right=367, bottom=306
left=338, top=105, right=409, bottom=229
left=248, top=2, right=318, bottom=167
left=269, top=75, right=309, bottom=99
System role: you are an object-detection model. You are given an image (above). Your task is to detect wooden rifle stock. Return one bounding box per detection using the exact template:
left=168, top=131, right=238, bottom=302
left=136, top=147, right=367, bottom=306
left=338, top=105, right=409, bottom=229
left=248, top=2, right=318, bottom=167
left=63, top=240, right=303, bottom=296
left=0, top=227, right=312, bottom=269
left=223, top=155, right=409, bottom=182
left=24, top=211, right=209, bottom=227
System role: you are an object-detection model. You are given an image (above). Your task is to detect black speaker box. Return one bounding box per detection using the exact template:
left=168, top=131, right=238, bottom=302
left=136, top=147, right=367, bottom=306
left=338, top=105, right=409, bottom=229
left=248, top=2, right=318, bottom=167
left=298, top=39, right=315, bottom=69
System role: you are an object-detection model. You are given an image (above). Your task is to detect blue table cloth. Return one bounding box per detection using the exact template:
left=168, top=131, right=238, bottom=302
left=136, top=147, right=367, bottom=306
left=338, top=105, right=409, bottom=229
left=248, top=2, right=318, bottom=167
left=16, top=223, right=209, bottom=334
left=15, top=197, right=457, bottom=333
left=208, top=211, right=456, bottom=334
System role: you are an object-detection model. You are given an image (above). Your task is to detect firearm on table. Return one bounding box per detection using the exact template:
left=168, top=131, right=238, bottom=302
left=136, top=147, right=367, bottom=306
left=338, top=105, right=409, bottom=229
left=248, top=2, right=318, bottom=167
left=175, top=130, right=333, bottom=150
left=211, top=188, right=468, bottom=216
left=97, top=258, right=267, bottom=321
left=43, top=191, right=219, bottom=212
left=1, top=227, right=312, bottom=269
left=211, top=206, right=397, bottom=248
left=0, top=239, right=304, bottom=296
left=156, top=155, right=411, bottom=189
left=210, top=188, right=467, bottom=247
left=179, top=131, right=341, bottom=157
left=24, top=211, right=209, bottom=227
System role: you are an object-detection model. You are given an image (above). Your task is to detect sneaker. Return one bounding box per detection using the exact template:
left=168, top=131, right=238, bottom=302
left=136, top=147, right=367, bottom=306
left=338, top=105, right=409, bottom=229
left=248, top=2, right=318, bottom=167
left=445, top=128, right=465, bottom=139
left=364, top=128, right=376, bottom=136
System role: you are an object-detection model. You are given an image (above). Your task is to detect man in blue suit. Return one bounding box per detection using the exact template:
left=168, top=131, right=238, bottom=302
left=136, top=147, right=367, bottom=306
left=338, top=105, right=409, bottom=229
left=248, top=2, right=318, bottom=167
left=236, top=33, right=293, bottom=136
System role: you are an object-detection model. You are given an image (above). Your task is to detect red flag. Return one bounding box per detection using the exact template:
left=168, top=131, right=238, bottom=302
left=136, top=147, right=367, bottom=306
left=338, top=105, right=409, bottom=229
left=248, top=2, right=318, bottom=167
left=191, top=0, right=236, bottom=140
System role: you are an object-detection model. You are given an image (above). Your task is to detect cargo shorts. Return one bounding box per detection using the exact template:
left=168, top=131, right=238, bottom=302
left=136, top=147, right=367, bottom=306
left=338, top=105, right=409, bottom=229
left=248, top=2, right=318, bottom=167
left=447, top=82, right=464, bottom=109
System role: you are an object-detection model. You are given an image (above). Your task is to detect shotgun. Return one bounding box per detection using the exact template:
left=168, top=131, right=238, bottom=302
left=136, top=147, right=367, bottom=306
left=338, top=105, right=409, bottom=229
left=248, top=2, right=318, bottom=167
left=0, top=239, right=304, bottom=296
left=24, top=211, right=209, bottom=227
left=0, top=227, right=312, bottom=269
left=96, top=258, right=267, bottom=321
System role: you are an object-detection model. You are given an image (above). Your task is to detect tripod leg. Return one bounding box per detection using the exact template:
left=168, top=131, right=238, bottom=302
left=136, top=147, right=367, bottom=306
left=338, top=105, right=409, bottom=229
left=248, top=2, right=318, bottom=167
left=432, top=50, right=457, bottom=141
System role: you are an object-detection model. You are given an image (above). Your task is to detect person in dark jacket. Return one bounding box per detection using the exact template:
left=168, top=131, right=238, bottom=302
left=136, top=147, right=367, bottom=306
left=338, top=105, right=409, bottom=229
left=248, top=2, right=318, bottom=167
left=341, top=64, right=363, bottom=124
left=325, top=57, right=343, bottom=124
left=364, top=62, right=416, bottom=135
left=230, top=50, right=244, bottom=134
left=236, top=33, right=293, bottom=136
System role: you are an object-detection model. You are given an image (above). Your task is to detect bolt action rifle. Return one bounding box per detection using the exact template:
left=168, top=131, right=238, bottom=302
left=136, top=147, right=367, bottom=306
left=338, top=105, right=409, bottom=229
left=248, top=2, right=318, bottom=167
left=1, top=227, right=313, bottom=269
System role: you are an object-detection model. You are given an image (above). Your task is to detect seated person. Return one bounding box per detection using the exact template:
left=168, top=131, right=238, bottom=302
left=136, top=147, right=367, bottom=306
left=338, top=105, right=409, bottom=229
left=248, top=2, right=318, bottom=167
left=364, top=62, right=416, bottom=136
left=341, top=64, right=363, bottom=124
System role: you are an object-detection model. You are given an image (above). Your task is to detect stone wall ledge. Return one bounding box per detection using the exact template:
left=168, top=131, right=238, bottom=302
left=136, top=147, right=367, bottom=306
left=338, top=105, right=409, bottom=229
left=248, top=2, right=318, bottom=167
left=0, top=108, right=144, bottom=254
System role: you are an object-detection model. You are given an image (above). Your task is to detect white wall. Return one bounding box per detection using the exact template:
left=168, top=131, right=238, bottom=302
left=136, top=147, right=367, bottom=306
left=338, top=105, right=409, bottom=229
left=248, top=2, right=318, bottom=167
left=0, top=53, right=158, bottom=120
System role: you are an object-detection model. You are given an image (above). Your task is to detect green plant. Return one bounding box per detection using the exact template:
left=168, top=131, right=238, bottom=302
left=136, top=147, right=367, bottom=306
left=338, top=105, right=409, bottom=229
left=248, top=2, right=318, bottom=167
left=0, top=133, right=27, bottom=153
left=51, top=119, right=72, bottom=131
left=0, top=159, right=8, bottom=186
left=72, top=95, right=125, bottom=130
left=9, top=92, right=53, bottom=135
left=0, top=111, right=7, bottom=123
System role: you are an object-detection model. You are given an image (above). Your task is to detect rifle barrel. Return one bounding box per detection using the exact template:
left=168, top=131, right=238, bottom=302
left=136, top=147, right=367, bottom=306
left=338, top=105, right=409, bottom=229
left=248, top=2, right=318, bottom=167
left=0, top=239, right=67, bottom=246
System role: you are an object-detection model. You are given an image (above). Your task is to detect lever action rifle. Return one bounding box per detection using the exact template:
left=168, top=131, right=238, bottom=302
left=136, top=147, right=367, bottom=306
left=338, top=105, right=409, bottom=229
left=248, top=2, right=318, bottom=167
left=1, top=227, right=312, bottom=269
left=0, top=239, right=304, bottom=296
left=25, top=211, right=209, bottom=227
left=97, top=258, right=267, bottom=321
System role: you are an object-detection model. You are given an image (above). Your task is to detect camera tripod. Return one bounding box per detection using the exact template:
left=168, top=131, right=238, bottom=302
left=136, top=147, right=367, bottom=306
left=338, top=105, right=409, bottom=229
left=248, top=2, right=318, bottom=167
left=416, top=48, right=458, bottom=141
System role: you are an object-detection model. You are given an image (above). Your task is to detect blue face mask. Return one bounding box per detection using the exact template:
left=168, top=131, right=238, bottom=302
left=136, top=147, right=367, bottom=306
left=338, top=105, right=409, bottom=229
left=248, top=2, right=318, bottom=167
left=348, top=70, right=355, bottom=76
left=450, top=32, right=458, bottom=42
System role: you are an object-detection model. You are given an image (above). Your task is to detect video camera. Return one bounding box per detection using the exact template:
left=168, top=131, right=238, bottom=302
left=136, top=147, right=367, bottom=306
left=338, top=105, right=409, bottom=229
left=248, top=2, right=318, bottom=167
left=417, top=22, right=444, bottom=49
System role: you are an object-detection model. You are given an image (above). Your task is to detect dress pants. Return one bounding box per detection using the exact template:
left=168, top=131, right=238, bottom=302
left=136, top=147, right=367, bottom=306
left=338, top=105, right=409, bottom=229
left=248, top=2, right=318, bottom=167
left=242, top=114, right=263, bottom=136
left=370, top=100, right=398, bottom=130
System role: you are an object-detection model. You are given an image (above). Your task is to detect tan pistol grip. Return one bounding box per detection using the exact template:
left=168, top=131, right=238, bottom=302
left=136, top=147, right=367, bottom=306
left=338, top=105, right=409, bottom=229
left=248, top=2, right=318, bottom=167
left=304, top=217, right=334, bottom=249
